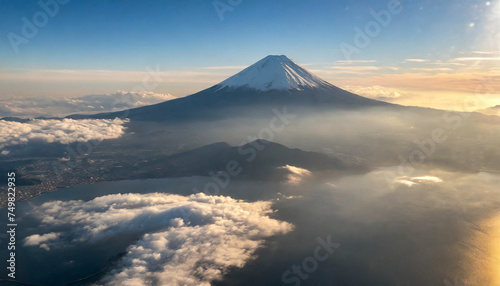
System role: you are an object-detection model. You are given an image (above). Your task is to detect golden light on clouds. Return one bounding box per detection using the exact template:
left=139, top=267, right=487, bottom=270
left=312, top=54, right=500, bottom=111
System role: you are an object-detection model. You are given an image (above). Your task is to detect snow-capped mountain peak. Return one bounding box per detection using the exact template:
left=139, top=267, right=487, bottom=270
left=217, top=55, right=332, bottom=91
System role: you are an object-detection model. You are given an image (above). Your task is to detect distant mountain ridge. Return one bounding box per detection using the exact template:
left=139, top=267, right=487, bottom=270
left=117, top=139, right=367, bottom=180
left=476, top=105, right=500, bottom=116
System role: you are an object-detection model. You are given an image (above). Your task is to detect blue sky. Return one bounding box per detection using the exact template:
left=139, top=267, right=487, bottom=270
left=0, top=0, right=498, bottom=110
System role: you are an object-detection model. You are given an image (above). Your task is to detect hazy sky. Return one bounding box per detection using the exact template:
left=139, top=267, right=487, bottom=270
left=0, top=0, right=499, bottom=110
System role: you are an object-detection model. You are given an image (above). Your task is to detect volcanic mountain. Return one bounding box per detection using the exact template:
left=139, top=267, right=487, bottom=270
left=69, top=55, right=389, bottom=121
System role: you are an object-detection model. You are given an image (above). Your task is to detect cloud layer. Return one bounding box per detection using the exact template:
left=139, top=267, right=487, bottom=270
left=0, top=91, right=175, bottom=118
left=24, top=232, right=61, bottom=251
left=393, top=175, right=443, bottom=187
left=0, top=118, right=128, bottom=152
left=279, top=165, right=312, bottom=185
left=24, top=192, right=293, bottom=286
left=342, top=85, right=404, bottom=101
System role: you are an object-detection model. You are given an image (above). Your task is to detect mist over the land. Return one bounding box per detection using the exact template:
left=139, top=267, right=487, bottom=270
left=2, top=104, right=500, bottom=203
left=106, top=105, right=500, bottom=173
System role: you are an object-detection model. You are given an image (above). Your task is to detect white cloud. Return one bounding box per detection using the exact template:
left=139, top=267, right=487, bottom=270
left=25, top=192, right=293, bottom=286
left=469, top=51, right=500, bottom=55
left=410, top=67, right=454, bottom=72
left=453, top=57, right=500, bottom=61
left=198, top=66, right=247, bottom=70
left=275, top=192, right=303, bottom=200
left=1, top=69, right=223, bottom=84
left=0, top=118, right=128, bottom=151
left=329, top=66, right=382, bottom=71
left=24, top=232, right=61, bottom=250
left=0, top=91, right=176, bottom=118
left=342, top=85, right=404, bottom=100
left=404, top=59, right=430, bottom=63
left=336, top=60, right=377, bottom=64
left=279, top=165, right=312, bottom=185
left=394, top=176, right=443, bottom=187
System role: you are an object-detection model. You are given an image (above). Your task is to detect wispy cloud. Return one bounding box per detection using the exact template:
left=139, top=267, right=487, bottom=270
left=464, top=51, right=500, bottom=55
left=311, top=65, right=399, bottom=76
left=453, top=57, right=500, bottom=61
left=336, top=71, right=500, bottom=94
left=329, top=66, right=382, bottom=71
left=0, top=69, right=230, bottom=84
left=427, top=62, right=466, bottom=66
left=394, top=176, right=443, bottom=187
left=404, top=59, right=430, bottom=63
left=279, top=165, right=311, bottom=185
left=198, top=66, right=247, bottom=70
left=310, top=66, right=385, bottom=75
left=342, top=85, right=404, bottom=101
left=410, top=67, right=454, bottom=72
left=336, top=60, right=377, bottom=64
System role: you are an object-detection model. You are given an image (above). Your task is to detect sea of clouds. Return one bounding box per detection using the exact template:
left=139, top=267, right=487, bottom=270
left=23, top=192, right=293, bottom=286
left=0, top=91, right=175, bottom=118
left=0, top=118, right=128, bottom=154
left=8, top=166, right=500, bottom=285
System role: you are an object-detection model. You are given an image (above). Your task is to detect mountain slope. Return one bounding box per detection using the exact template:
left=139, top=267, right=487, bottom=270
left=67, top=55, right=389, bottom=121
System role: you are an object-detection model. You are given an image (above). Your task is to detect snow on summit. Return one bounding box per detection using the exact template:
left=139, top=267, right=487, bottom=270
left=217, top=55, right=332, bottom=91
